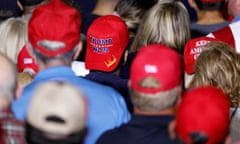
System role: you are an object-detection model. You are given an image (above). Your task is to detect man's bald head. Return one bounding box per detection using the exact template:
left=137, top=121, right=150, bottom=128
left=0, top=53, right=17, bottom=101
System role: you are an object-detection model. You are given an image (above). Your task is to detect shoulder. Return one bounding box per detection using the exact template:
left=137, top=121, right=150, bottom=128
left=96, top=126, right=127, bottom=144
left=75, top=76, right=124, bottom=97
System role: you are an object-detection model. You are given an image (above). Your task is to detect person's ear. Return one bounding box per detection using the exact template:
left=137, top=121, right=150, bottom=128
left=224, top=134, right=231, bottom=144
left=16, top=81, right=23, bottom=100
left=128, top=80, right=131, bottom=88
left=73, top=41, right=82, bottom=60
left=188, top=0, right=198, bottom=10
left=17, top=0, right=23, bottom=11
left=124, top=49, right=128, bottom=64
left=168, top=120, right=177, bottom=141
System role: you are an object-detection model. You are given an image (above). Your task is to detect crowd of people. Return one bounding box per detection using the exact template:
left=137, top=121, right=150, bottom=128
left=0, top=0, right=240, bottom=144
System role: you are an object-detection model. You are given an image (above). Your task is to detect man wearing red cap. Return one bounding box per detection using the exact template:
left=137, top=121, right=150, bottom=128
left=176, top=86, right=230, bottom=144
left=84, top=15, right=133, bottom=113
left=188, top=0, right=229, bottom=36
left=207, top=0, right=240, bottom=53
left=17, top=0, right=50, bottom=75
left=96, top=44, right=182, bottom=144
left=11, top=1, right=130, bottom=144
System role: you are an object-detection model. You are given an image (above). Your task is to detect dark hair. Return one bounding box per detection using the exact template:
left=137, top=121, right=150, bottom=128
left=29, top=43, right=77, bottom=65
left=176, top=132, right=225, bottom=144
left=25, top=122, right=87, bottom=144
left=194, top=0, right=224, bottom=11
left=61, top=0, right=82, bottom=16
left=115, top=0, right=158, bottom=36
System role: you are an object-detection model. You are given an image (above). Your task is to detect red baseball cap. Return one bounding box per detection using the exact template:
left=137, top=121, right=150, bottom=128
left=17, top=45, right=38, bottom=74
left=85, top=15, right=129, bottom=72
left=130, top=44, right=182, bottom=94
left=176, top=86, right=230, bottom=144
left=184, top=36, right=218, bottom=74
left=28, top=0, right=81, bottom=57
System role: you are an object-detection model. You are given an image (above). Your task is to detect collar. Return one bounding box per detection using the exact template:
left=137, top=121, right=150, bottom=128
left=232, top=15, right=240, bottom=23
left=34, top=66, right=76, bottom=81
left=86, top=71, right=119, bottom=81
left=129, top=114, right=175, bottom=127
left=86, top=71, right=128, bottom=88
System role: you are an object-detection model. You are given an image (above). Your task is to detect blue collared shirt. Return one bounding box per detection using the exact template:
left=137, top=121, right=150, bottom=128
left=12, top=66, right=130, bottom=144
left=97, top=115, right=176, bottom=144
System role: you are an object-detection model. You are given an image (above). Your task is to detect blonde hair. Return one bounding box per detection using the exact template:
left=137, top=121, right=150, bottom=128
left=16, top=72, right=33, bottom=99
left=191, top=42, right=240, bottom=107
left=130, top=76, right=180, bottom=111
left=0, top=17, right=27, bottom=63
left=17, top=72, right=33, bottom=88
left=131, top=0, right=190, bottom=52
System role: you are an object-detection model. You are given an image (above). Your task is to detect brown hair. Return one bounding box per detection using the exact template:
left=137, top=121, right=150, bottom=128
left=191, top=42, right=240, bottom=107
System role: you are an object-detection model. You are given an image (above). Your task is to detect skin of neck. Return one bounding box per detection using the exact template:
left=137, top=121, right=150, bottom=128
left=133, top=106, right=176, bottom=116
left=92, top=2, right=118, bottom=16
left=38, top=59, right=71, bottom=71
left=197, top=10, right=226, bottom=24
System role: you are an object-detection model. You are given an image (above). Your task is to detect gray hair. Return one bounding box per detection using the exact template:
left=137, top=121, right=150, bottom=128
left=130, top=76, right=181, bottom=111
left=28, top=40, right=79, bottom=65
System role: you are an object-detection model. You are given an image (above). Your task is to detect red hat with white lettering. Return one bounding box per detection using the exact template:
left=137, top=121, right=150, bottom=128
left=17, top=45, right=38, bottom=74
left=85, top=15, right=129, bottom=72
left=28, top=0, right=81, bottom=57
left=130, top=44, right=182, bottom=93
left=184, top=37, right=218, bottom=74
